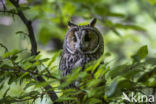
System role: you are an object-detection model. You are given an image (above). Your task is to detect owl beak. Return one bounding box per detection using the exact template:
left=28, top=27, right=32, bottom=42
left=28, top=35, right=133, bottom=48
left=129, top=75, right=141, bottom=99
left=75, top=42, right=83, bottom=53
left=75, top=43, right=81, bottom=51
left=74, top=32, right=83, bottom=53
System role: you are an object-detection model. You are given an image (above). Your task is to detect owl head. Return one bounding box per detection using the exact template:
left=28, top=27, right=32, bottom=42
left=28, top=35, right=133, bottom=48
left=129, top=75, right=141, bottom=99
left=64, top=18, right=104, bottom=55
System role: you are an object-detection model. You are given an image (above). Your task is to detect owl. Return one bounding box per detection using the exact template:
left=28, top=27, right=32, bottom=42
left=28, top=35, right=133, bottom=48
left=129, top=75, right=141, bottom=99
left=59, top=18, right=104, bottom=77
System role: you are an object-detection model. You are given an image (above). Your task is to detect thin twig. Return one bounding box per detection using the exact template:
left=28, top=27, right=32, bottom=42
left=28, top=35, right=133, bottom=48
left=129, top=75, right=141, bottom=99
left=0, top=43, right=8, bottom=52
left=8, top=0, right=62, bottom=103
left=0, top=0, right=6, bottom=10
left=9, top=0, right=38, bottom=56
left=0, top=10, right=18, bottom=15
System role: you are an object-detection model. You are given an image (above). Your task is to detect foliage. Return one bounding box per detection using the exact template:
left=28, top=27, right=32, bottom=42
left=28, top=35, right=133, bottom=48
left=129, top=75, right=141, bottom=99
left=0, top=0, right=156, bottom=104
left=0, top=44, right=155, bottom=104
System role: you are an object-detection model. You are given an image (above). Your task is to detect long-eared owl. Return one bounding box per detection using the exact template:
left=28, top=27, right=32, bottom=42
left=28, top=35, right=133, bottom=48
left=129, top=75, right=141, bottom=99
left=59, top=18, right=104, bottom=76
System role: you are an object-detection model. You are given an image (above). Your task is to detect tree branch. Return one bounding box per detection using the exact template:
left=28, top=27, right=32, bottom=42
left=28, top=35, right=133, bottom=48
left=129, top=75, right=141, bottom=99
left=0, top=10, right=18, bottom=15
left=0, top=43, right=8, bottom=52
left=8, top=0, right=62, bottom=103
left=0, top=0, right=6, bottom=10
left=9, top=0, right=37, bottom=55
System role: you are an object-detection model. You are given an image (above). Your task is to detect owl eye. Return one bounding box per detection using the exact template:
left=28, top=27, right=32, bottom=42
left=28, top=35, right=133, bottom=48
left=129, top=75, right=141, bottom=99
left=84, top=33, right=90, bottom=42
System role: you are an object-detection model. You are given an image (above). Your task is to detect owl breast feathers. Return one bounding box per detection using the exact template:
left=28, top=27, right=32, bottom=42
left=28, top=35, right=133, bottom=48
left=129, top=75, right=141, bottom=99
left=59, top=18, right=104, bottom=76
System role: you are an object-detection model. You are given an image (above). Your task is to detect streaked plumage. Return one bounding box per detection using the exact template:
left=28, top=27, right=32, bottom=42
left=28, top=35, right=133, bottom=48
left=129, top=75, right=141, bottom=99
left=59, top=18, right=104, bottom=77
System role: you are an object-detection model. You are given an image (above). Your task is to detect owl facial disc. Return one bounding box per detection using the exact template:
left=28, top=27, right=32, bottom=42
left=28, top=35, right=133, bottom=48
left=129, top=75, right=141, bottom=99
left=66, top=18, right=102, bottom=55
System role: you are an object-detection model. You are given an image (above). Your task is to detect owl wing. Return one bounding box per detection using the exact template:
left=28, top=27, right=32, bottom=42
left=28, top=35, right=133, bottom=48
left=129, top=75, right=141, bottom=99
left=59, top=53, right=66, bottom=76
left=59, top=51, right=73, bottom=76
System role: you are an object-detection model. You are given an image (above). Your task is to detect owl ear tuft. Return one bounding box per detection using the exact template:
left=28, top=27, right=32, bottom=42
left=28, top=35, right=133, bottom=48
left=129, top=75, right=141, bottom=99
left=89, top=18, right=97, bottom=27
left=68, top=21, right=77, bottom=28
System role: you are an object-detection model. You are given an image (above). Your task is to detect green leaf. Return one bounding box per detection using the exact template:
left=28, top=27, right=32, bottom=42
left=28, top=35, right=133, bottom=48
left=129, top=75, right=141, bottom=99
left=24, top=81, right=36, bottom=90
left=87, top=79, right=101, bottom=88
left=48, top=51, right=61, bottom=67
left=3, top=87, right=10, bottom=98
left=39, top=58, right=50, bottom=62
left=56, top=96, right=77, bottom=102
left=28, top=91, right=40, bottom=96
left=132, top=45, right=148, bottom=62
left=88, top=98, right=102, bottom=104
left=8, top=75, right=17, bottom=85
left=2, top=50, right=22, bottom=59
left=92, top=53, right=105, bottom=72
left=19, top=72, right=29, bottom=79
left=0, top=83, right=4, bottom=91
left=0, top=59, right=14, bottom=68
left=59, top=68, right=81, bottom=88
left=87, top=86, right=104, bottom=98
left=105, top=64, right=129, bottom=79
left=137, top=66, right=156, bottom=83
left=16, top=31, right=28, bottom=35
left=105, top=76, right=131, bottom=97
left=114, top=23, right=146, bottom=31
